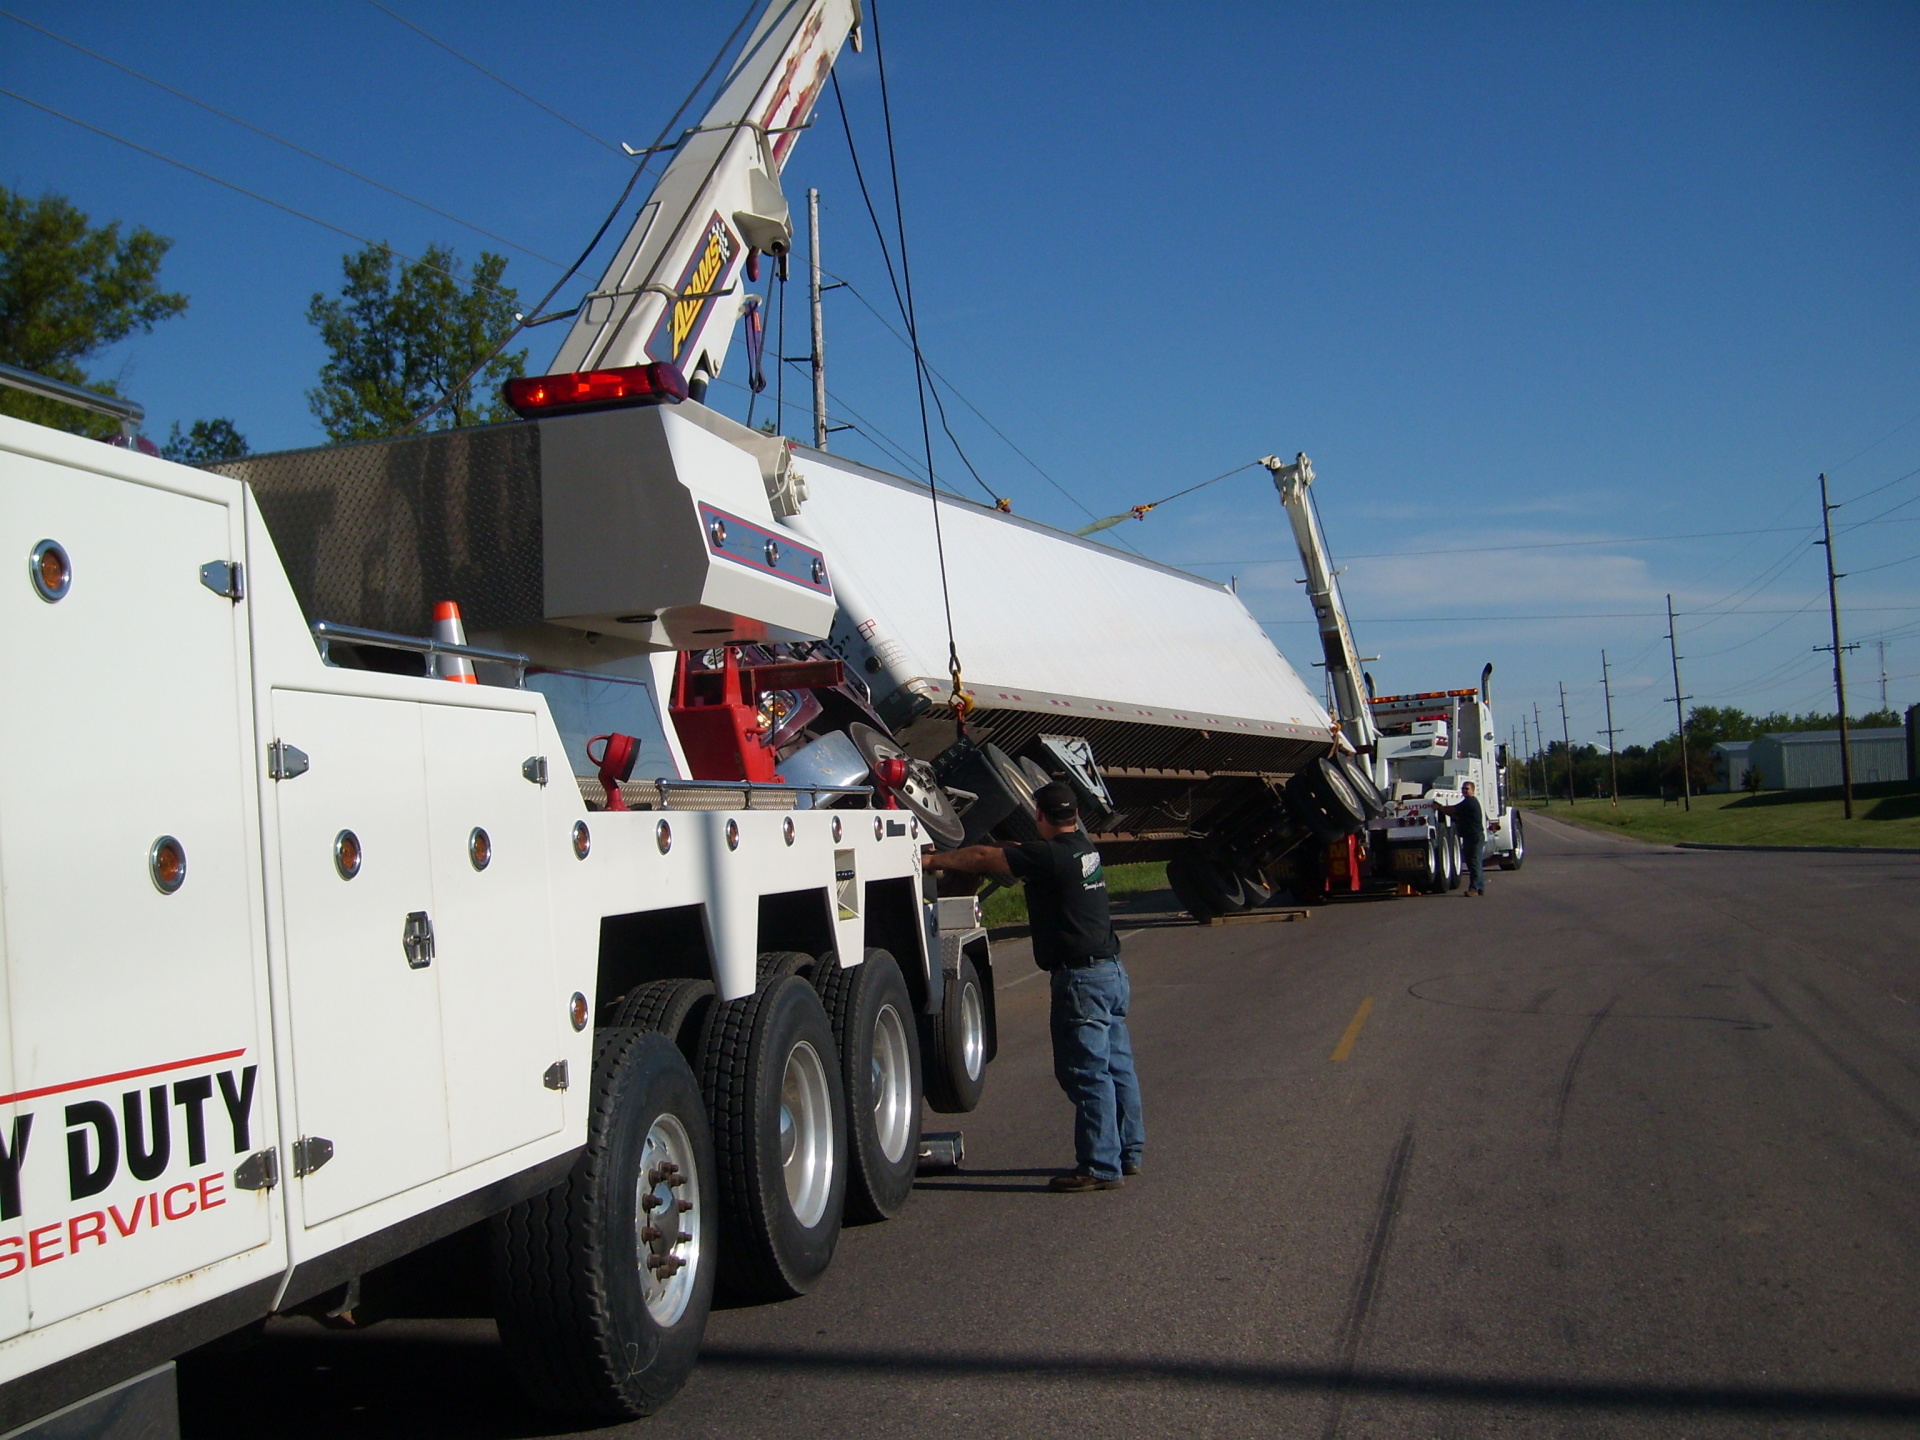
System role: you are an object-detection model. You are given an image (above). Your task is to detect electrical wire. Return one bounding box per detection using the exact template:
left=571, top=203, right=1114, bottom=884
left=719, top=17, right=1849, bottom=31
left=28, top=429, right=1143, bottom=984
left=0, top=84, right=515, bottom=301
left=394, top=0, right=761, bottom=433
left=362, top=0, right=623, bottom=154
left=826, top=69, right=1002, bottom=510
left=1173, top=524, right=1818, bottom=567
left=0, top=9, right=564, bottom=268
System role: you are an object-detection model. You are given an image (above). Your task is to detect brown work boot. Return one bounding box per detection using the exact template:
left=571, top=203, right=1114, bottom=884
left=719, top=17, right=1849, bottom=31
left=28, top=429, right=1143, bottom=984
left=1049, top=1170, right=1123, bottom=1192
left=1122, top=1160, right=1142, bottom=1177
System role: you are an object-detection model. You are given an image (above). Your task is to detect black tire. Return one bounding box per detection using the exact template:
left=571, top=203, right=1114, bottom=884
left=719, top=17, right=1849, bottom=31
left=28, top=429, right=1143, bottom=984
left=1336, top=752, right=1386, bottom=818
left=492, top=1029, right=716, bottom=1421
left=1285, top=770, right=1351, bottom=842
left=1165, top=854, right=1220, bottom=920
left=815, top=949, right=922, bottom=1222
left=757, top=949, right=816, bottom=984
left=696, top=974, right=847, bottom=1301
left=1443, top=823, right=1464, bottom=891
left=604, top=979, right=714, bottom=1063
left=1305, top=758, right=1368, bottom=831
left=921, top=952, right=988, bottom=1114
left=1500, top=811, right=1526, bottom=870
left=1238, top=864, right=1274, bottom=908
left=1190, top=854, right=1247, bottom=912
left=1421, top=832, right=1447, bottom=895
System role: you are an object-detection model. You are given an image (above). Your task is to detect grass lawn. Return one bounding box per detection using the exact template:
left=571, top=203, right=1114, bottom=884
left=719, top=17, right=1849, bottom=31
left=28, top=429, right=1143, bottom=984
left=1522, top=779, right=1920, bottom=848
left=980, top=861, right=1169, bottom=928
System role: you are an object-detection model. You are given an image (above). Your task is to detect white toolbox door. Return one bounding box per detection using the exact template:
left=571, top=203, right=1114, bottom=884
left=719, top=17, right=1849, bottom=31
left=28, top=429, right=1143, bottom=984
left=272, top=691, right=450, bottom=1225
left=420, top=704, right=565, bottom=1169
left=0, top=457, right=273, bottom=1332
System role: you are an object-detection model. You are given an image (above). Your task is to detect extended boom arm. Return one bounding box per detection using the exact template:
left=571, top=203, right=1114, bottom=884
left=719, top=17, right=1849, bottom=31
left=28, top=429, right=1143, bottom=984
left=1262, top=453, right=1378, bottom=754
left=548, top=0, right=862, bottom=390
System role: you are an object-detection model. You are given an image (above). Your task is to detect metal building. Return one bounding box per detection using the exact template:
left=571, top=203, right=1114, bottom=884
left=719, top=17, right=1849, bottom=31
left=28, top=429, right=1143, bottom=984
left=1708, top=739, right=1754, bottom=792
left=1747, top=727, right=1908, bottom=790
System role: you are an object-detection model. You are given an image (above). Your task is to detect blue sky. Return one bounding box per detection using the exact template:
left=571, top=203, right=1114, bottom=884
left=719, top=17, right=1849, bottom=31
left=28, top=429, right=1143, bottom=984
left=4, top=2, right=1917, bottom=751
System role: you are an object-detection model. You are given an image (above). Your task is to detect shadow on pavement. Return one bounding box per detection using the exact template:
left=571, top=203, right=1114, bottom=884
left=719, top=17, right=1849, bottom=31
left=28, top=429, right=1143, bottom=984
left=696, top=1343, right=1920, bottom=1421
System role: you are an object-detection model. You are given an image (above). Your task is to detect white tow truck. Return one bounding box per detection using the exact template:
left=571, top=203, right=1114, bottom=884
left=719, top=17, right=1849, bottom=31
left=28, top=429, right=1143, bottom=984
left=0, top=3, right=1008, bottom=1434
left=1263, top=453, right=1525, bottom=897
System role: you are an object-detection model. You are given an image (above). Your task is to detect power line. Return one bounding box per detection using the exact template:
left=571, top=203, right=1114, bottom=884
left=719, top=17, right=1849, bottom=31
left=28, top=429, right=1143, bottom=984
left=362, top=0, right=623, bottom=155
left=1171, top=524, right=1817, bottom=567
left=0, top=85, right=514, bottom=300
left=0, top=8, right=564, bottom=267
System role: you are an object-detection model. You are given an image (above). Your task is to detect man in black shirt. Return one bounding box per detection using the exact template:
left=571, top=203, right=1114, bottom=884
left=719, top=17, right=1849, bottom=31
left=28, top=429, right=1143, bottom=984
left=923, top=783, right=1145, bottom=1191
left=1440, top=779, right=1488, bottom=895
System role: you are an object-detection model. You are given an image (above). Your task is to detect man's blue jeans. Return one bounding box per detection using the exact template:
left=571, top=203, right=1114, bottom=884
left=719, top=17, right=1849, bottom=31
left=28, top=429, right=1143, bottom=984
left=1049, top=959, right=1146, bottom=1180
left=1463, top=837, right=1485, bottom=892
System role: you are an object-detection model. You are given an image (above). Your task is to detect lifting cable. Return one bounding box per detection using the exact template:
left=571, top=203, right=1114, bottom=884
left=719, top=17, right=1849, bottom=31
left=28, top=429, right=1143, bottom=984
left=396, top=0, right=761, bottom=435
left=1074, top=460, right=1262, bottom=536
left=869, top=0, right=973, bottom=735
left=829, top=69, right=1005, bottom=511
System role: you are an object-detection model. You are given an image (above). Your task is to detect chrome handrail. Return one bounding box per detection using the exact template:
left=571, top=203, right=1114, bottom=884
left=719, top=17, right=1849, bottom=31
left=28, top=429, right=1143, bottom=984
left=0, top=360, right=144, bottom=427
left=310, top=620, right=529, bottom=684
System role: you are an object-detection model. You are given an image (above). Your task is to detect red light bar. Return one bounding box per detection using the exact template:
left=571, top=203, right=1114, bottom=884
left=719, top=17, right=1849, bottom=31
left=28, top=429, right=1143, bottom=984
left=503, top=361, right=688, bottom=418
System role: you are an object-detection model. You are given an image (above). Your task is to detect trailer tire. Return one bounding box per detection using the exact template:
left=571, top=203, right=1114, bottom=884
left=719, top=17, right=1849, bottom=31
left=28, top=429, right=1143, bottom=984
left=697, top=975, right=847, bottom=1300
left=1306, top=758, right=1368, bottom=831
left=1336, top=752, right=1386, bottom=818
left=492, top=1028, right=715, bottom=1421
left=921, top=952, right=988, bottom=1114
left=1192, top=854, right=1247, bottom=912
left=816, top=949, right=921, bottom=1222
left=1237, top=864, right=1274, bottom=908
left=1165, top=855, right=1220, bottom=920
left=1500, top=812, right=1526, bottom=870
left=951, top=744, right=1039, bottom=844
left=1444, top=823, right=1464, bottom=891
left=604, top=979, right=715, bottom=1062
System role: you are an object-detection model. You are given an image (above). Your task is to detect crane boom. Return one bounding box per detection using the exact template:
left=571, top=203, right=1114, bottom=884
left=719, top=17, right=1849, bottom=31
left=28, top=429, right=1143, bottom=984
left=1261, top=453, right=1378, bottom=753
left=548, top=0, right=862, bottom=388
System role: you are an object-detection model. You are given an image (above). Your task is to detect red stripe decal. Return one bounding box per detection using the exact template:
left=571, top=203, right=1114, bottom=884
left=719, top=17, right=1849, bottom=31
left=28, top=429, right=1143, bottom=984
left=0, top=1048, right=249, bottom=1107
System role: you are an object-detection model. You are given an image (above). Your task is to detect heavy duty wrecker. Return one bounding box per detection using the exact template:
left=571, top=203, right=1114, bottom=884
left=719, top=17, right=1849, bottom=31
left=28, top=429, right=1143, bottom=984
left=0, top=3, right=1007, bottom=1434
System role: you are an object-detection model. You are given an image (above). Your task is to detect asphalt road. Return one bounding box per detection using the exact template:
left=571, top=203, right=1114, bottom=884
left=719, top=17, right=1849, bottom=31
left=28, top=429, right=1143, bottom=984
left=180, top=815, right=1920, bottom=1437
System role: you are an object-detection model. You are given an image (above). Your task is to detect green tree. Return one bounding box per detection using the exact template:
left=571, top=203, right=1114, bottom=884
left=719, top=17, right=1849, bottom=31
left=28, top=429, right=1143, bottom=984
left=162, top=417, right=248, bottom=465
left=0, top=185, right=187, bottom=436
left=306, top=243, right=525, bottom=441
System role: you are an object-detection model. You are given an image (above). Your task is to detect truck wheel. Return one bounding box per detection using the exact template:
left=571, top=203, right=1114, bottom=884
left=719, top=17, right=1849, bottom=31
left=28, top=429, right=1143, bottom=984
left=1420, top=834, right=1447, bottom=895
left=1307, top=758, right=1368, bottom=831
left=758, top=949, right=816, bottom=984
left=1500, top=812, right=1526, bottom=870
left=492, top=1029, right=715, bottom=1420
left=1193, top=854, right=1247, bottom=912
left=1335, top=752, right=1386, bottom=818
left=950, top=743, right=1039, bottom=844
left=1165, top=854, right=1220, bottom=920
left=1238, top=865, right=1274, bottom=908
left=1285, top=768, right=1356, bottom=841
left=1444, top=824, right=1464, bottom=891
left=816, top=949, right=921, bottom=1222
left=697, top=975, right=846, bottom=1300
left=922, top=952, right=988, bottom=1114
left=604, top=978, right=715, bottom=1062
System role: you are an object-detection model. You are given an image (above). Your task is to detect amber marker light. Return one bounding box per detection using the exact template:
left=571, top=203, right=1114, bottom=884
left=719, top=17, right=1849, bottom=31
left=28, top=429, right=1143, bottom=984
left=30, top=540, right=70, bottom=602
left=334, top=830, right=362, bottom=879
left=572, top=820, right=591, bottom=860
left=150, top=836, right=186, bottom=894
left=569, top=992, right=590, bottom=1032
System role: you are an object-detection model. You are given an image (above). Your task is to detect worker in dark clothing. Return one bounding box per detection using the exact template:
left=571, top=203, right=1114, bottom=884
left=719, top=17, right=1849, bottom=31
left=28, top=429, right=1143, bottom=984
left=1441, top=779, right=1488, bottom=895
left=922, top=782, right=1145, bottom=1191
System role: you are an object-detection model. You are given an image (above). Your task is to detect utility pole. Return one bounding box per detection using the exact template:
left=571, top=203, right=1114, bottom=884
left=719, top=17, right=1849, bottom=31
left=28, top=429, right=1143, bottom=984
left=1558, top=681, right=1576, bottom=805
left=1879, top=638, right=1888, bottom=713
left=1816, top=472, right=1857, bottom=818
left=1533, top=701, right=1548, bottom=805
left=808, top=188, right=827, bottom=451
left=1665, top=593, right=1692, bottom=811
left=1599, top=649, right=1620, bottom=805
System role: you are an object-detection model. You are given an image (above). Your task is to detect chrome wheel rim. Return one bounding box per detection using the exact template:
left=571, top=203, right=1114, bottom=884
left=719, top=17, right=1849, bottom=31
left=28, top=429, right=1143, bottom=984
left=779, top=1040, right=835, bottom=1227
left=958, top=980, right=986, bottom=1082
left=636, top=1113, right=701, bottom=1326
left=870, top=1002, right=914, bottom=1164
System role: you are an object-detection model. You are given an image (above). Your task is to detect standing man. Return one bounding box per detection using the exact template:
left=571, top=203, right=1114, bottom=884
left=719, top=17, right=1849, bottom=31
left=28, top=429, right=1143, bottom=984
left=922, top=783, right=1145, bottom=1191
left=1441, top=779, right=1488, bottom=896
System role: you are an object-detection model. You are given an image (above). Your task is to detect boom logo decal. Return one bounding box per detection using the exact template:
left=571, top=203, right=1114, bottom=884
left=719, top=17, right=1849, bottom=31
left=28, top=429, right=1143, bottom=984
left=648, top=214, right=740, bottom=370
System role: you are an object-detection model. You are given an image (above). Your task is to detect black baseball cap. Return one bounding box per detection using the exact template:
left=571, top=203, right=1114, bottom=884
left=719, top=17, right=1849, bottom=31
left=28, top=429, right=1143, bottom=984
left=1033, top=782, right=1079, bottom=822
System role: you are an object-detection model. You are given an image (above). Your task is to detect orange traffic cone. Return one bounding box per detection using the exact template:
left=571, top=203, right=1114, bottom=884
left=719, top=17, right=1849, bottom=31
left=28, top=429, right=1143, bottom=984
left=432, top=601, right=477, bottom=682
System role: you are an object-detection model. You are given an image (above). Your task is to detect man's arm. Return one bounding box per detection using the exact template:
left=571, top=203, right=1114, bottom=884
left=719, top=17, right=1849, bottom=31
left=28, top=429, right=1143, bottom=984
left=922, top=844, right=1013, bottom=878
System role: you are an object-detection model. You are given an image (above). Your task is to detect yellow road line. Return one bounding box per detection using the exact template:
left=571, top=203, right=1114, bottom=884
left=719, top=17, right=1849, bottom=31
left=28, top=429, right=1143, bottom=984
left=1330, top=997, right=1375, bottom=1062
